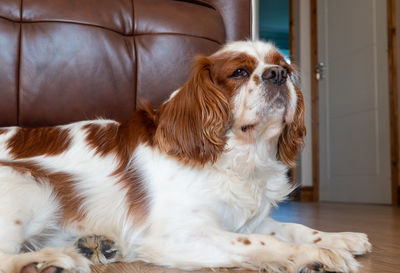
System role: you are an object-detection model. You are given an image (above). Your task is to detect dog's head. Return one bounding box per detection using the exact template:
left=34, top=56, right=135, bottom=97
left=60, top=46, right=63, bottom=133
left=155, top=41, right=305, bottom=167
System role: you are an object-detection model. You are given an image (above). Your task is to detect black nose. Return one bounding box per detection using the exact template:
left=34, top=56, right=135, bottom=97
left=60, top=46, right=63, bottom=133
left=262, top=67, right=288, bottom=86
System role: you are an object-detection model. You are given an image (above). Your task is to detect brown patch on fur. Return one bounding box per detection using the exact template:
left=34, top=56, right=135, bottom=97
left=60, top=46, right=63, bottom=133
left=212, top=52, right=258, bottom=96
left=265, top=49, right=294, bottom=73
left=0, top=129, right=8, bottom=135
left=260, top=241, right=265, bottom=245
left=83, top=108, right=157, bottom=223
left=14, top=220, right=22, bottom=225
left=313, top=231, right=319, bottom=235
left=83, top=123, right=120, bottom=156
left=277, top=85, right=306, bottom=167
left=314, top=238, right=322, bottom=244
left=155, top=56, right=232, bottom=165
left=0, top=160, right=84, bottom=222
left=84, top=108, right=156, bottom=170
left=252, top=74, right=261, bottom=86
left=117, top=168, right=148, bottom=224
left=243, top=238, right=251, bottom=245
left=7, top=127, right=72, bottom=159
left=236, top=237, right=251, bottom=245
left=265, top=49, right=285, bottom=65
left=270, top=232, right=276, bottom=236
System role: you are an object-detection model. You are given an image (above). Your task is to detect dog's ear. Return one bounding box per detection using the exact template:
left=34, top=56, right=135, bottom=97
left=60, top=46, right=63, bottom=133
left=155, top=56, right=231, bottom=165
left=276, top=86, right=306, bottom=167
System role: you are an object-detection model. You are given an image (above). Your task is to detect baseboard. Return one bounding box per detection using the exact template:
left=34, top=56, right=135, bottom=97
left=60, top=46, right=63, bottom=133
left=300, top=186, right=314, bottom=202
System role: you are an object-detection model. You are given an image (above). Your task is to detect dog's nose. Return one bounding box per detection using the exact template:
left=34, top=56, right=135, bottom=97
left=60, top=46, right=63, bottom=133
left=262, top=67, right=287, bottom=86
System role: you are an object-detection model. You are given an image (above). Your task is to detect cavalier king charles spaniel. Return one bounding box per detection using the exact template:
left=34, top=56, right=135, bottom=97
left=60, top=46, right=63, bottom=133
left=0, top=41, right=371, bottom=273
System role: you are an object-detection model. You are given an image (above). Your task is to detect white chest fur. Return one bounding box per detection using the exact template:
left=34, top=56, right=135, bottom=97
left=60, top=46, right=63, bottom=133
left=135, top=143, right=292, bottom=236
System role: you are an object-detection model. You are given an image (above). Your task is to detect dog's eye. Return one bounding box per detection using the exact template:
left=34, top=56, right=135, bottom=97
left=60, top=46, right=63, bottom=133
left=230, top=68, right=249, bottom=79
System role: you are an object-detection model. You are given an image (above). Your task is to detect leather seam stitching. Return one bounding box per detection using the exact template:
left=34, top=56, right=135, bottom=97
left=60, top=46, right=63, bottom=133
left=0, top=15, right=222, bottom=44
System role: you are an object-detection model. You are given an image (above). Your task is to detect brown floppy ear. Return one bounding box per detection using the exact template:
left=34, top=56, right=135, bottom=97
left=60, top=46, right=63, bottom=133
left=155, top=56, right=231, bottom=165
left=276, top=86, right=306, bottom=167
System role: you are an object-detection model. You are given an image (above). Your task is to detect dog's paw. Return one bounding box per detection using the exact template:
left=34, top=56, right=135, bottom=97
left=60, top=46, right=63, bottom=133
left=0, top=248, right=91, bottom=273
left=317, top=232, right=372, bottom=256
left=75, top=235, right=121, bottom=264
left=297, top=246, right=359, bottom=273
left=298, top=262, right=325, bottom=273
left=21, top=264, right=69, bottom=273
left=317, top=248, right=359, bottom=273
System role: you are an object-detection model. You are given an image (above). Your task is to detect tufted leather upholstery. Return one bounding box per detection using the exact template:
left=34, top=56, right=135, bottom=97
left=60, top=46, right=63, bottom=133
left=0, top=0, right=251, bottom=127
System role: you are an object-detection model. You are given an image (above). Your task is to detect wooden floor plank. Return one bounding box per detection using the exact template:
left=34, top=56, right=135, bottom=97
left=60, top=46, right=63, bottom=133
left=92, top=202, right=400, bottom=273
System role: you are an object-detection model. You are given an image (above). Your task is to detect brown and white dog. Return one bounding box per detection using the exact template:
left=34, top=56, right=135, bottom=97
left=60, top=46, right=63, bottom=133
left=0, top=41, right=371, bottom=273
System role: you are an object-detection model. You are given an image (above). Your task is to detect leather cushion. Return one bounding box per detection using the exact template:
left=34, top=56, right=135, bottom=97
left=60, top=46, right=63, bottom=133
left=0, top=0, right=249, bottom=127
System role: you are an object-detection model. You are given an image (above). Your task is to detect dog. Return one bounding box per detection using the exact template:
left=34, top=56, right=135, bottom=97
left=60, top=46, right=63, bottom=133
left=0, top=41, right=371, bottom=273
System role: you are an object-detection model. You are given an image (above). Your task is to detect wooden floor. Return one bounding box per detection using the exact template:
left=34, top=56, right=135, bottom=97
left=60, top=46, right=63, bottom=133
left=91, top=202, right=400, bottom=273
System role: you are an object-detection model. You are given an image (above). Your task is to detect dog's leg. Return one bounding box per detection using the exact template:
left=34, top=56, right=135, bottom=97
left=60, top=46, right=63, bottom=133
left=0, top=169, right=60, bottom=251
left=0, top=248, right=91, bottom=273
left=0, top=172, right=33, bottom=258
left=138, top=228, right=359, bottom=273
left=0, top=169, right=90, bottom=273
left=254, top=218, right=372, bottom=256
left=0, top=214, right=24, bottom=258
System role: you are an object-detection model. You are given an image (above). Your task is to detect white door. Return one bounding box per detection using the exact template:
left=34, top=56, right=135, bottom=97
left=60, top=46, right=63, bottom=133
left=318, top=0, right=391, bottom=204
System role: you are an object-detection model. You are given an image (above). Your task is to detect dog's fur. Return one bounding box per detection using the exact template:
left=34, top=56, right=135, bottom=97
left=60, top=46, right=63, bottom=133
left=0, top=41, right=371, bottom=273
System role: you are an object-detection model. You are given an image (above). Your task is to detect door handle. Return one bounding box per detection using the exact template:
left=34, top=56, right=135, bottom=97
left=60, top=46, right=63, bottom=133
left=315, top=62, right=325, bottom=80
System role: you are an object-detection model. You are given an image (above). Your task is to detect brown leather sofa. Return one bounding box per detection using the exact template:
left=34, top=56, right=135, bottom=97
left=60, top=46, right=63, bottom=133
left=0, top=0, right=252, bottom=128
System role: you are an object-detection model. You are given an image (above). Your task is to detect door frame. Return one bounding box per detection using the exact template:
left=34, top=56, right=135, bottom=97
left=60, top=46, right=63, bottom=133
left=289, top=0, right=297, bottom=190
left=387, top=0, right=400, bottom=205
left=310, top=0, right=400, bottom=205
left=310, top=0, right=319, bottom=202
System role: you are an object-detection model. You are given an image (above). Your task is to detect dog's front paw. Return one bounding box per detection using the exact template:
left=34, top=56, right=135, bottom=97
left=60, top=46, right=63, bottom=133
left=298, top=262, right=325, bottom=273
left=317, top=248, right=359, bottom=273
left=21, top=264, right=69, bottom=273
left=1, top=248, right=91, bottom=273
left=297, top=245, right=359, bottom=273
left=75, top=235, right=121, bottom=264
left=317, top=232, right=372, bottom=256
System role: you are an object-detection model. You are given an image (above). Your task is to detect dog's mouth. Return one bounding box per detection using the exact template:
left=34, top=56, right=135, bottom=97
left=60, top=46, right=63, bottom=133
left=264, top=85, right=289, bottom=109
